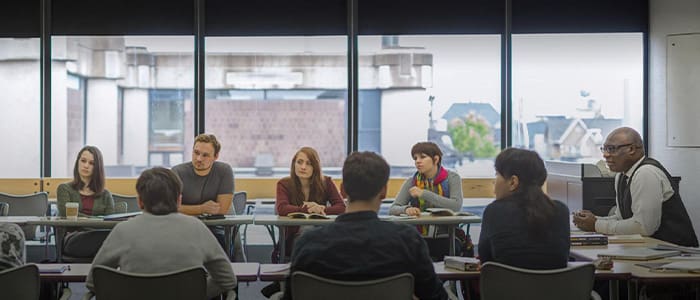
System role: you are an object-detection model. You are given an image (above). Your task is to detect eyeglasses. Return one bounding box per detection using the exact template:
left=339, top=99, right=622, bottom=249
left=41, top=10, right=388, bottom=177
left=599, top=143, right=634, bottom=154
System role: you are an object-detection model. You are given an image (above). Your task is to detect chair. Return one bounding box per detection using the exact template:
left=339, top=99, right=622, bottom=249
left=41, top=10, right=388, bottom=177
left=291, top=271, right=414, bottom=300
left=84, top=265, right=209, bottom=300
left=0, top=264, right=40, bottom=300
left=480, top=262, right=600, bottom=300
left=0, top=192, right=49, bottom=240
left=0, top=201, right=9, bottom=216
left=112, top=193, right=140, bottom=213
left=229, top=191, right=248, bottom=262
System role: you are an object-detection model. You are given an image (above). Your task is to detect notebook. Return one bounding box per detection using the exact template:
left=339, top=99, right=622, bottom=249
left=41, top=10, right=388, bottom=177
left=597, top=248, right=680, bottom=260
left=103, top=211, right=142, bottom=221
left=38, top=265, right=70, bottom=273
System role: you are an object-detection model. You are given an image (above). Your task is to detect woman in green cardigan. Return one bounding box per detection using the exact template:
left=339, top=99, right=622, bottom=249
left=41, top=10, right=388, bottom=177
left=57, top=145, right=114, bottom=217
left=57, top=146, right=114, bottom=261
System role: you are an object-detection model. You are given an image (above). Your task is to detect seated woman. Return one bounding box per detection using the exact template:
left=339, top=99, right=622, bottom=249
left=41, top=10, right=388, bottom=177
left=275, top=147, right=346, bottom=259
left=479, top=148, right=569, bottom=269
left=57, top=146, right=115, bottom=261
left=389, top=141, right=464, bottom=260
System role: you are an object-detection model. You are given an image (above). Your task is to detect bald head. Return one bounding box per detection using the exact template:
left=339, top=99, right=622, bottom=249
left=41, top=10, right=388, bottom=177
left=603, top=127, right=645, bottom=172
left=608, top=127, right=644, bottom=155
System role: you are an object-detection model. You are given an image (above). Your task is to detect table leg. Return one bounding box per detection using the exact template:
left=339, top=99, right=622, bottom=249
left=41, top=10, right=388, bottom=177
left=56, top=227, right=64, bottom=263
left=610, top=279, right=619, bottom=300
left=279, top=226, right=286, bottom=263
left=224, top=226, right=233, bottom=260
left=448, top=226, right=456, bottom=256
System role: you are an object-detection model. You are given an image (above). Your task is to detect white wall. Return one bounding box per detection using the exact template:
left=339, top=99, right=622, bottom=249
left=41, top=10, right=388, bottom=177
left=122, top=89, right=149, bottom=166
left=650, top=0, right=700, bottom=235
left=51, top=62, right=69, bottom=177
left=85, top=79, right=119, bottom=165
left=381, top=89, right=432, bottom=166
left=0, top=60, right=40, bottom=178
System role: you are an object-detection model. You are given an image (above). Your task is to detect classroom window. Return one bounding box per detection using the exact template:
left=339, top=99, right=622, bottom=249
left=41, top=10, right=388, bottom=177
left=357, top=35, right=502, bottom=178
left=511, top=33, right=644, bottom=163
left=204, top=36, right=348, bottom=178
left=51, top=36, right=194, bottom=177
left=0, top=38, right=40, bottom=178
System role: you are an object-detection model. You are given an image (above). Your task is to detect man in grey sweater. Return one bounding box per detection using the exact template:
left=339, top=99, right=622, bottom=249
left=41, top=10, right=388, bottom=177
left=86, top=167, right=236, bottom=298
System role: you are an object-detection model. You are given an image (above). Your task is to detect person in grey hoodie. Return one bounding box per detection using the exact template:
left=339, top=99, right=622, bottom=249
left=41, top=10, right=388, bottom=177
left=86, top=167, right=236, bottom=298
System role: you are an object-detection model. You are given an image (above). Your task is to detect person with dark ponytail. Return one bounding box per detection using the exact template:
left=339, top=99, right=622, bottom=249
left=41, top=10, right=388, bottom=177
left=478, top=148, right=570, bottom=269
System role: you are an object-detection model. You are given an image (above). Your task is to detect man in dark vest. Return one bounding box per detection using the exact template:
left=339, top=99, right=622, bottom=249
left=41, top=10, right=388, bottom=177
left=574, top=127, right=698, bottom=247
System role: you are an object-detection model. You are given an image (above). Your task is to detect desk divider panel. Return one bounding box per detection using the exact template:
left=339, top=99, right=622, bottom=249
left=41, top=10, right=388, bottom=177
left=0, top=179, right=42, bottom=195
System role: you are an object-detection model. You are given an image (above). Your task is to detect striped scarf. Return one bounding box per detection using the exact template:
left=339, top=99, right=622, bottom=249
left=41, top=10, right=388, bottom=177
left=410, top=166, right=450, bottom=235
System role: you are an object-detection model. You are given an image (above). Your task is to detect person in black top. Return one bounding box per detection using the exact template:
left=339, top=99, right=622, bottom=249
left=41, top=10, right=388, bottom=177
left=479, top=148, right=570, bottom=269
left=284, top=152, right=447, bottom=300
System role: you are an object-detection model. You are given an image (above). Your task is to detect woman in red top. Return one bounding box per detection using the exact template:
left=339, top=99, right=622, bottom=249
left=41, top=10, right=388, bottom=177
left=274, top=147, right=345, bottom=259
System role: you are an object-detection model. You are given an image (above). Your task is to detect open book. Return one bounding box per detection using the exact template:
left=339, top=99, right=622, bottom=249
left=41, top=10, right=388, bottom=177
left=652, top=243, right=700, bottom=254
left=425, top=208, right=474, bottom=217
left=287, top=212, right=330, bottom=219
left=444, top=256, right=480, bottom=271
left=597, top=248, right=680, bottom=260
left=638, top=261, right=700, bottom=273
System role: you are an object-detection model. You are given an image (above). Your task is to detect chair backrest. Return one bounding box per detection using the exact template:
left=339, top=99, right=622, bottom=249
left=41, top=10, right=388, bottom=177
left=291, top=271, right=414, bottom=300
left=91, top=265, right=207, bottom=300
left=232, top=191, right=247, bottom=215
left=0, top=192, right=49, bottom=240
left=480, top=262, right=596, bottom=300
left=112, top=194, right=140, bottom=213
left=0, top=201, right=9, bottom=216
left=0, top=264, right=40, bottom=300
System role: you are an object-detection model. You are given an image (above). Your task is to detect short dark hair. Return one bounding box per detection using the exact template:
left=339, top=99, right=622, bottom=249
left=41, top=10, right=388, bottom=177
left=136, top=167, right=182, bottom=215
left=410, top=142, right=443, bottom=167
left=342, top=152, right=389, bottom=202
left=194, top=133, right=222, bottom=156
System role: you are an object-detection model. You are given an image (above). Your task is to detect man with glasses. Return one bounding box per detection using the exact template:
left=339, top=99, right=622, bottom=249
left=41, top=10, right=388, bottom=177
left=573, top=127, right=698, bottom=246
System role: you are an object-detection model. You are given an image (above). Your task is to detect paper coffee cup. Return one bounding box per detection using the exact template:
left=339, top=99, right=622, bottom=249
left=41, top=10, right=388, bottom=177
left=65, top=202, right=79, bottom=220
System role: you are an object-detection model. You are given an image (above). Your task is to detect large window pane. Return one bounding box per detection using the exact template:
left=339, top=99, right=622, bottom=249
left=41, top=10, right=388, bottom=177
left=205, top=36, right=348, bottom=178
left=511, top=33, right=644, bottom=162
left=0, top=38, right=40, bottom=178
left=358, top=35, right=502, bottom=177
left=51, top=36, right=194, bottom=177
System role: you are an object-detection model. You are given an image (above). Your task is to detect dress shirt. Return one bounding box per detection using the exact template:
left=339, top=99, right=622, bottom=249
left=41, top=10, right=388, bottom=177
left=595, top=156, right=674, bottom=235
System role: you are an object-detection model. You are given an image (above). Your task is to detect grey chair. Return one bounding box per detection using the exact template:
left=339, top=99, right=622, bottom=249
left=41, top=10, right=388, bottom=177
left=0, top=192, right=49, bottom=240
left=112, top=193, right=140, bottom=213
left=291, top=271, right=414, bottom=300
left=480, top=262, right=600, bottom=300
left=229, top=191, right=248, bottom=262
left=0, top=201, right=9, bottom=216
left=0, top=264, right=71, bottom=300
left=83, top=265, right=212, bottom=300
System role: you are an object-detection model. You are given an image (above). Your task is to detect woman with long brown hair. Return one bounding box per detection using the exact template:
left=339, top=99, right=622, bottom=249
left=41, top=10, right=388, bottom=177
left=274, top=147, right=345, bottom=258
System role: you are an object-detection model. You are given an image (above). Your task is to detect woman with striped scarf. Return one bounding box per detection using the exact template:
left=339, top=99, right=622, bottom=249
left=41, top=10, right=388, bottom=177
left=390, top=142, right=464, bottom=260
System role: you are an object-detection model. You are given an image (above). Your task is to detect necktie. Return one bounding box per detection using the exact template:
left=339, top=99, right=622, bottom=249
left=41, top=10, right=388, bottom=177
left=618, top=174, right=629, bottom=206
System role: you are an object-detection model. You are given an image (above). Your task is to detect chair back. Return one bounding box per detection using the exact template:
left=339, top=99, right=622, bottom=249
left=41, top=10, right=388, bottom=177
left=291, top=271, right=414, bottom=300
left=0, top=201, right=9, bottom=216
left=112, top=194, right=140, bottom=213
left=0, top=192, right=48, bottom=240
left=91, top=265, right=207, bottom=300
left=480, top=262, right=596, bottom=300
left=232, top=191, right=247, bottom=215
left=0, top=264, right=40, bottom=300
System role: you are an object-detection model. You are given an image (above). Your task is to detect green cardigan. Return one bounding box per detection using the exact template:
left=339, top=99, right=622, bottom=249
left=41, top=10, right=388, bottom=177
left=57, top=182, right=115, bottom=217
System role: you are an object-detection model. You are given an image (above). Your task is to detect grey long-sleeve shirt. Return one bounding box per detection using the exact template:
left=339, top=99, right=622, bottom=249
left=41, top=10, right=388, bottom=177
left=86, top=212, right=236, bottom=298
left=389, top=169, right=463, bottom=215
